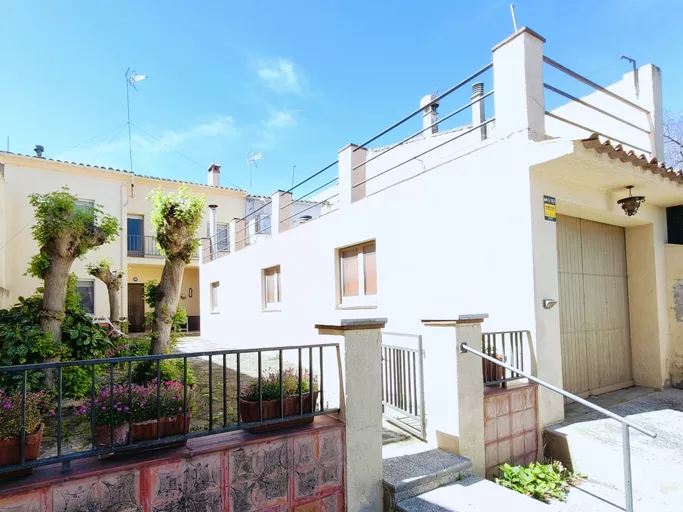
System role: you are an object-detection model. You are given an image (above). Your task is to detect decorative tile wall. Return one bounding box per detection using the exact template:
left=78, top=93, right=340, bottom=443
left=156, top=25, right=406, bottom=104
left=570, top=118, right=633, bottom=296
left=0, top=424, right=344, bottom=512
left=484, top=384, right=538, bottom=476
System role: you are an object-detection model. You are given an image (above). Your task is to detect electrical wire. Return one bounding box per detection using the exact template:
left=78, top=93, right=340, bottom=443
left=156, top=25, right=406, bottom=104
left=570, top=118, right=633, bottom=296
left=51, top=125, right=126, bottom=160
left=93, top=124, right=129, bottom=162
left=0, top=220, right=33, bottom=253
left=130, top=123, right=242, bottom=189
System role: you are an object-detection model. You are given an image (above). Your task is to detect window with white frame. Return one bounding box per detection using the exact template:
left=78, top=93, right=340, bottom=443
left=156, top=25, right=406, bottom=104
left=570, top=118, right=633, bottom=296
left=263, top=266, right=281, bottom=310
left=339, top=240, right=377, bottom=306
left=210, top=282, right=220, bottom=313
left=75, top=199, right=95, bottom=211
left=76, top=280, right=95, bottom=314
left=207, top=222, right=229, bottom=251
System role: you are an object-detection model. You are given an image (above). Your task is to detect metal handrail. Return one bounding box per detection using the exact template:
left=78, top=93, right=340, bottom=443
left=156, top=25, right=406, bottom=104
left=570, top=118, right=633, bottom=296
left=354, top=62, right=493, bottom=151
left=543, top=56, right=650, bottom=114
left=545, top=111, right=651, bottom=154
left=544, top=83, right=650, bottom=135
left=460, top=342, right=656, bottom=512
left=352, top=90, right=495, bottom=171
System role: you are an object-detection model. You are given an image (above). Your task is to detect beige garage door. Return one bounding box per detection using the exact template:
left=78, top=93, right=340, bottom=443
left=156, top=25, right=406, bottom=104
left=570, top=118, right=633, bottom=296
left=557, top=215, right=633, bottom=398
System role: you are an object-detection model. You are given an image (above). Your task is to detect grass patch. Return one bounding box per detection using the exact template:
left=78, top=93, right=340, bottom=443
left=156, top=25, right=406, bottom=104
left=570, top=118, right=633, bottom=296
left=495, top=461, right=584, bottom=503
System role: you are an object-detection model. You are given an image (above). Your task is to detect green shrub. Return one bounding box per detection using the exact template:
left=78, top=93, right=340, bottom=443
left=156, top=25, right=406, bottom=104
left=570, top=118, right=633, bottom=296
left=61, top=366, right=93, bottom=399
left=132, top=359, right=195, bottom=386
left=0, top=274, right=112, bottom=395
left=495, top=461, right=583, bottom=503
left=241, top=368, right=317, bottom=401
left=0, top=390, right=55, bottom=440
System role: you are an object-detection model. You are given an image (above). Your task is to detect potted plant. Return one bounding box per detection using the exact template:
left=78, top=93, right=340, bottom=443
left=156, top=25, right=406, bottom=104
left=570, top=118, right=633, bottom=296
left=240, top=368, right=318, bottom=432
left=0, top=389, right=54, bottom=478
left=129, top=380, right=192, bottom=445
left=75, top=384, right=131, bottom=448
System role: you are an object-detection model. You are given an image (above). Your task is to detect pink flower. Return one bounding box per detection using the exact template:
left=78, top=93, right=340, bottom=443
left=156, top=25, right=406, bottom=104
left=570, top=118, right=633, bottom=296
left=49, top=410, right=56, bottom=416
left=178, top=407, right=182, bottom=412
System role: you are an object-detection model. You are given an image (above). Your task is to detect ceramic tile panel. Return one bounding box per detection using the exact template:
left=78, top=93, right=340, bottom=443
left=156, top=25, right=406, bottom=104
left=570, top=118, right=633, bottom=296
left=0, top=491, right=41, bottom=512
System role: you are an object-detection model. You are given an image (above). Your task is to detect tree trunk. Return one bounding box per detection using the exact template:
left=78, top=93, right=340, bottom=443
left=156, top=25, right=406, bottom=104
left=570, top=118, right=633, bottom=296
left=40, top=255, right=74, bottom=386
left=150, top=257, right=185, bottom=355
left=108, top=285, right=121, bottom=326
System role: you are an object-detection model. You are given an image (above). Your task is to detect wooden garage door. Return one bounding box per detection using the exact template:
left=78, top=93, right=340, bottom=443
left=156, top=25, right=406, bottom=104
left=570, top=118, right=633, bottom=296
left=557, top=215, right=633, bottom=398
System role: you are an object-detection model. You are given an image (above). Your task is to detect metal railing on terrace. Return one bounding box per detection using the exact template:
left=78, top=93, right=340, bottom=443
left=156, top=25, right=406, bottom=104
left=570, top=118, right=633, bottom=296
left=0, top=343, right=339, bottom=475
left=128, top=235, right=199, bottom=260
left=542, top=56, right=653, bottom=155
left=203, top=227, right=231, bottom=263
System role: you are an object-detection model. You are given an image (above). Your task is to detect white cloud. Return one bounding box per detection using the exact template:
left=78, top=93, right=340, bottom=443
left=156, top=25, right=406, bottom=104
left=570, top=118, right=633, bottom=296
left=158, top=116, right=235, bottom=147
left=263, top=111, right=296, bottom=129
left=256, top=58, right=305, bottom=95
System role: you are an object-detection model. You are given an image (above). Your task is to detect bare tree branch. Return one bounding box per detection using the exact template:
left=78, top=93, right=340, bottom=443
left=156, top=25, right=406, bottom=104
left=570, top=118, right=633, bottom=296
left=663, top=110, right=683, bottom=169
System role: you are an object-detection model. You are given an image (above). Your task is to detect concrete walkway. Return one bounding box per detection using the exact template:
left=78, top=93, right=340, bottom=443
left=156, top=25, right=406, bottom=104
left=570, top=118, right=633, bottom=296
left=546, top=388, right=683, bottom=511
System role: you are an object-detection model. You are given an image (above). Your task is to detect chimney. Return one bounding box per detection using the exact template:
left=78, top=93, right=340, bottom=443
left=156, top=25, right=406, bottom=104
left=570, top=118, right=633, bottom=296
left=420, top=94, right=439, bottom=137
left=471, top=82, right=487, bottom=141
left=208, top=162, right=221, bottom=187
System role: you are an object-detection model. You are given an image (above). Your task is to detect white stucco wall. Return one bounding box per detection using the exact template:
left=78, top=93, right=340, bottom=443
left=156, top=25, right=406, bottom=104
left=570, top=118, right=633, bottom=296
left=200, top=136, right=538, bottom=350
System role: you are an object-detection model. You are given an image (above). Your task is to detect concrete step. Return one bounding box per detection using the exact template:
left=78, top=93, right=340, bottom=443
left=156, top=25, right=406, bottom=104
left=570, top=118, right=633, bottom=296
left=382, top=449, right=472, bottom=511
left=396, top=475, right=549, bottom=511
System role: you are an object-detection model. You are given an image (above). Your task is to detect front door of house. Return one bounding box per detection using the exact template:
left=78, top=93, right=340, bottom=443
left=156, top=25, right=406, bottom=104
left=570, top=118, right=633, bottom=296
left=556, top=215, right=633, bottom=399
left=127, top=283, right=145, bottom=333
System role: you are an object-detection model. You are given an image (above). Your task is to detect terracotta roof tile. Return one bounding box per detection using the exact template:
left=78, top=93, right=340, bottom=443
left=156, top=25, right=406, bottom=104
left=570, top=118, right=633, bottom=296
left=579, top=133, right=683, bottom=184
left=0, top=151, right=246, bottom=193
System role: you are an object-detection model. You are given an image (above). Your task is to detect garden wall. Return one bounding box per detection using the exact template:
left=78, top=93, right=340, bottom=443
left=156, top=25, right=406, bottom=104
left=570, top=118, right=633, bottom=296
left=0, top=416, right=344, bottom=512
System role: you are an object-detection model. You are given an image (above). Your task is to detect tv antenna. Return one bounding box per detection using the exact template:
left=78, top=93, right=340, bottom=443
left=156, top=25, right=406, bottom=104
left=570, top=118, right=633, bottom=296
left=509, top=4, right=518, bottom=32
left=246, top=151, right=263, bottom=189
left=125, top=68, right=147, bottom=172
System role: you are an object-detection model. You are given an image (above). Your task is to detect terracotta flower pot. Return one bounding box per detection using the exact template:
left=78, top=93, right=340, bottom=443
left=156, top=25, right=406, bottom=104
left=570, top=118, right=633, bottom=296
left=0, top=424, right=43, bottom=479
left=483, top=354, right=506, bottom=385
left=131, top=414, right=191, bottom=446
left=94, top=423, right=130, bottom=447
left=240, top=392, right=319, bottom=432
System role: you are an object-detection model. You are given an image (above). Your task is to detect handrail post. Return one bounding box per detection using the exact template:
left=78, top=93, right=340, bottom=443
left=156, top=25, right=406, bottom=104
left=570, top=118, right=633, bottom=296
left=623, top=423, right=634, bottom=512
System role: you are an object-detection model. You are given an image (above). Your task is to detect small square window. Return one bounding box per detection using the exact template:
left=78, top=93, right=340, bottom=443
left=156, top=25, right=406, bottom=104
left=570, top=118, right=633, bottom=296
left=210, top=282, right=220, bottom=313
left=263, top=266, right=281, bottom=311
left=338, top=241, right=377, bottom=307
left=75, top=199, right=95, bottom=211
left=77, top=280, right=95, bottom=314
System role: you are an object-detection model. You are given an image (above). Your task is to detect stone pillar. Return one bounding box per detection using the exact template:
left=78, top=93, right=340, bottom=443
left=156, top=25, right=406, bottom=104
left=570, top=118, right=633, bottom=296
left=492, top=27, right=546, bottom=141
left=338, top=144, right=368, bottom=206
left=270, top=190, right=293, bottom=234
left=228, top=220, right=237, bottom=254
left=316, top=318, right=387, bottom=512
left=421, top=316, right=487, bottom=476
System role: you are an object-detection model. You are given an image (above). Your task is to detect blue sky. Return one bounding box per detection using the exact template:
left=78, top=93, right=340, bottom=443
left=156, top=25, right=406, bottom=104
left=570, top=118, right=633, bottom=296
left=2, top=0, right=682, bottom=196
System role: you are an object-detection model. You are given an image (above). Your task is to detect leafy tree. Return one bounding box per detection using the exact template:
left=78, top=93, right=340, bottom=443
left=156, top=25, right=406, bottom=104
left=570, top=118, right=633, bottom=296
left=26, top=188, right=119, bottom=363
left=147, top=186, right=206, bottom=354
left=0, top=275, right=113, bottom=397
left=86, top=259, right=124, bottom=326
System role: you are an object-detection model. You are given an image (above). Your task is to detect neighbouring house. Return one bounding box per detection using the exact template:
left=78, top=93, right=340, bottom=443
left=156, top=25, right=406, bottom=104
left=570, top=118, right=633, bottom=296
left=199, top=25, right=683, bottom=446
left=0, top=155, right=246, bottom=332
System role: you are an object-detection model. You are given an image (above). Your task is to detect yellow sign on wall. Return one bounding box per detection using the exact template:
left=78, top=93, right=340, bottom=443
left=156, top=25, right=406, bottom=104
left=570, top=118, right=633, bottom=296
left=544, top=195, right=556, bottom=222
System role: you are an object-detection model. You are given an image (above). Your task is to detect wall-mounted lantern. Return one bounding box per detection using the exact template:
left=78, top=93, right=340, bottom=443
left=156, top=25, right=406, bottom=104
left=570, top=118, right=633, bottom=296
left=617, top=186, right=646, bottom=217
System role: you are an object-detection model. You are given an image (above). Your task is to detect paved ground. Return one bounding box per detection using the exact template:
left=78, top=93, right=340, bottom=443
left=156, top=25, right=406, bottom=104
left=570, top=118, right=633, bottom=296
left=547, top=387, right=683, bottom=511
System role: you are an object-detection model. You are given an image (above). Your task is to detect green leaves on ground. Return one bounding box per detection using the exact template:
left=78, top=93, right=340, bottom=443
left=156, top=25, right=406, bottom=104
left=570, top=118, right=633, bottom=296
left=495, top=461, right=583, bottom=503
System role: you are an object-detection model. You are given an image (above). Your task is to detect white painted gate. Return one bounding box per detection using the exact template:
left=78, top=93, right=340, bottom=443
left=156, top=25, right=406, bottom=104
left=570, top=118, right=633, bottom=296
left=557, top=215, right=633, bottom=398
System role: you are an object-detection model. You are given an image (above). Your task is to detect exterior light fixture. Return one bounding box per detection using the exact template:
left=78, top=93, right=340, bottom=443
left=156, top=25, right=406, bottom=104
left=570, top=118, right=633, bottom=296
left=617, top=186, right=645, bottom=217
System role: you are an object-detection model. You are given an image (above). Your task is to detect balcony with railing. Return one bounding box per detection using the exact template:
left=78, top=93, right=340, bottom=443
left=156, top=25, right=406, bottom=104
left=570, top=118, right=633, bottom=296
left=128, top=235, right=199, bottom=260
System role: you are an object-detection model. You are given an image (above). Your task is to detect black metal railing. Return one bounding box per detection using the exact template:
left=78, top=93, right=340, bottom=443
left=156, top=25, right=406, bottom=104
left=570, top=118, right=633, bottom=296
left=0, top=343, right=339, bottom=475
left=481, top=330, right=531, bottom=386
left=128, top=235, right=200, bottom=259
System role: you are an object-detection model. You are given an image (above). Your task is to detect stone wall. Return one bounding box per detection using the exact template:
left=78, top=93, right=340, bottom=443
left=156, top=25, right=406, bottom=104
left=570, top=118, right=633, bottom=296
left=0, top=416, right=344, bottom=512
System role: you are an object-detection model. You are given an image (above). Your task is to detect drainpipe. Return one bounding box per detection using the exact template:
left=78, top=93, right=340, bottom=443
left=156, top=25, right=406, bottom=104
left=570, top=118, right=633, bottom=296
left=471, top=82, right=487, bottom=141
